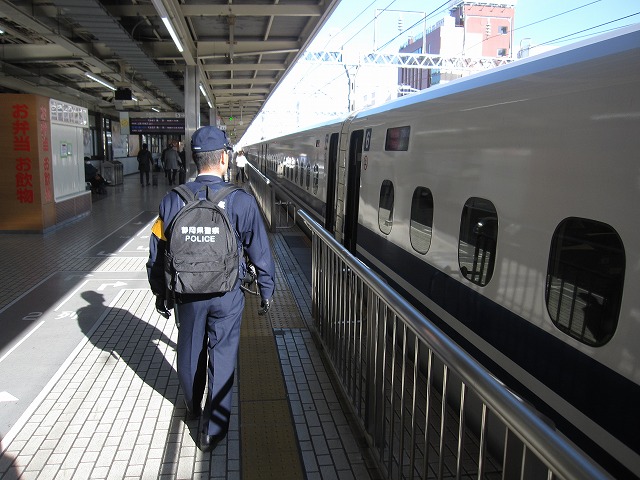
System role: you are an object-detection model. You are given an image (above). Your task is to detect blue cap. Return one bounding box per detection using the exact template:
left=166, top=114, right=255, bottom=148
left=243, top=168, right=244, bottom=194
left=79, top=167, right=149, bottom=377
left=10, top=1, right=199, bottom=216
left=191, top=125, right=229, bottom=152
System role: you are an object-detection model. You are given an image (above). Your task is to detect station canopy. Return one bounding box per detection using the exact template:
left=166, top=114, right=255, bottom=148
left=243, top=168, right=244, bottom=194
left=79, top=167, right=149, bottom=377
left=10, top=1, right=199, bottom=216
left=0, top=0, right=341, bottom=139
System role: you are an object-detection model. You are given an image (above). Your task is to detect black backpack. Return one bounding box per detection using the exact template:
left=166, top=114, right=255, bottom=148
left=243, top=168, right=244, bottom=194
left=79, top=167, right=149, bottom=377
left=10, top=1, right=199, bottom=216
left=164, top=184, right=240, bottom=296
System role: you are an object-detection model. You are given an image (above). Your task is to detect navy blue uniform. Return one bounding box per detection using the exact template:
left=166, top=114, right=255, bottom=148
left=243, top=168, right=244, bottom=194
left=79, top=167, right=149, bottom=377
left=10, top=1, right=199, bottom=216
left=147, top=175, right=275, bottom=437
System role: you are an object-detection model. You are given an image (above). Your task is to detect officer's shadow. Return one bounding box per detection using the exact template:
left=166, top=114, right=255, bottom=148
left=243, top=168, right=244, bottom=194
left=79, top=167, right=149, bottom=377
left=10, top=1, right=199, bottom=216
left=76, top=291, right=199, bottom=438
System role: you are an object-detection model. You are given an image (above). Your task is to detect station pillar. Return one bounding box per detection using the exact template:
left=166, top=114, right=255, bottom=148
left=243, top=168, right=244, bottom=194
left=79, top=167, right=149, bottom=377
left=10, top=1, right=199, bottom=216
left=184, top=65, right=200, bottom=179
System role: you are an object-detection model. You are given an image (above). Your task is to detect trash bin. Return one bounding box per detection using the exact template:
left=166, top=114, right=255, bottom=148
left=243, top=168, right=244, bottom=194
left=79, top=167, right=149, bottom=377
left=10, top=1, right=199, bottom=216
left=101, top=162, right=114, bottom=184
left=112, top=161, right=123, bottom=185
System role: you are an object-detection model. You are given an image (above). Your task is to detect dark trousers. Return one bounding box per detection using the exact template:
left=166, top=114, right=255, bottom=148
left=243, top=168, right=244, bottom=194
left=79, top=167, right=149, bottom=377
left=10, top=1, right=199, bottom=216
left=89, top=175, right=107, bottom=194
left=176, top=287, right=244, bottom=436
left=139, top=170, right=150, bottom=185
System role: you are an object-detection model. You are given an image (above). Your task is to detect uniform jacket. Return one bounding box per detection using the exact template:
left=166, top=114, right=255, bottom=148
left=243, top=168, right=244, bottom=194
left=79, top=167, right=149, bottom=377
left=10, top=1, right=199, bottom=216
left=147, top=175, right=275, bottom=302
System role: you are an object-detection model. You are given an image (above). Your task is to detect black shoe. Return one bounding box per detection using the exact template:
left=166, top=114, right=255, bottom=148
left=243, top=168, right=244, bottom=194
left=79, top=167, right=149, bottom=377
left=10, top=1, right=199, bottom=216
left=198, top=433, right=224, bottom=453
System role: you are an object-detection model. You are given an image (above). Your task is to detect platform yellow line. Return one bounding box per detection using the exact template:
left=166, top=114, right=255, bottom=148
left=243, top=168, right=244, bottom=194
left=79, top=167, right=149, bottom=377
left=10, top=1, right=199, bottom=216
left=238, top=296, right=304, bottom=480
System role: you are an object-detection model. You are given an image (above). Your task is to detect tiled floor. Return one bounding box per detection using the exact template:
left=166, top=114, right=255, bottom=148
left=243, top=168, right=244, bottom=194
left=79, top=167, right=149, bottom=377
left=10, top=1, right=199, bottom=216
left=0, top=174, right=379, bottom=479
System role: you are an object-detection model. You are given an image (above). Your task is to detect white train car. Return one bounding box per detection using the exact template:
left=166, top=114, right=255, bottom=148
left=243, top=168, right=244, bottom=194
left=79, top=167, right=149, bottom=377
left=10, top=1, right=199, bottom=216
left=246, top=25, right=640, bottom=477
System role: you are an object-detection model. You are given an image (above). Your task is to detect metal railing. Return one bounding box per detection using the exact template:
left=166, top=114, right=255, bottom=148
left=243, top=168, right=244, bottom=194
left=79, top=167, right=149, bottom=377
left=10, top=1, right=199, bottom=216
left=244, top=162, right=274, bottom=230
left=246, top=162, right=298, bottom=231
left=299, top=209, right=610, bottom=480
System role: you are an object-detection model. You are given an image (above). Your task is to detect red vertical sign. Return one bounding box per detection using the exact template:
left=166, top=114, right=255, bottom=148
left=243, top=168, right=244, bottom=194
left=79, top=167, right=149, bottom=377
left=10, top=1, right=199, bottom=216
left=0, top=94, right=54, bottom=231
left=12, top=103, right=34, bottom=203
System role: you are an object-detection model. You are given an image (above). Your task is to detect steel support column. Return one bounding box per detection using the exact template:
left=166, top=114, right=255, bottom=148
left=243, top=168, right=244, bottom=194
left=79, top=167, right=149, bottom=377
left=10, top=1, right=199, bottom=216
left=184, top=65, right=200, bottom=179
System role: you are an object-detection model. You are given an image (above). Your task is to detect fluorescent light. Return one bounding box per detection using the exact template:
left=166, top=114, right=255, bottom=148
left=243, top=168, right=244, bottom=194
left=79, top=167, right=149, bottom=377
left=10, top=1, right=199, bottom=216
left=199, top=84, right=212, bottom=108
left=85, top=72, right=116, bottom=91
left=161, top=17, right=184, bottom=53
left=151, top=0, right=184, bottom=53
left=199, top=84, right=207, bottom=96
left=152, top=107, right=160, bottom=112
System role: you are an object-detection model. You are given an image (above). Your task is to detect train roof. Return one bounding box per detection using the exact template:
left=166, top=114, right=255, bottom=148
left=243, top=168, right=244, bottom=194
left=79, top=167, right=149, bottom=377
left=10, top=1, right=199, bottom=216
left=355, top=23, right=640, bottom=119
left=251, top=23, right=640, bottom=144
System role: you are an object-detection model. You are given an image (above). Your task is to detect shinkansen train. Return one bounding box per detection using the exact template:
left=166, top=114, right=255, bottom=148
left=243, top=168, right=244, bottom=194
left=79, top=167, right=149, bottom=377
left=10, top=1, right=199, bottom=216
left=245, top=25, right=640, bottom=477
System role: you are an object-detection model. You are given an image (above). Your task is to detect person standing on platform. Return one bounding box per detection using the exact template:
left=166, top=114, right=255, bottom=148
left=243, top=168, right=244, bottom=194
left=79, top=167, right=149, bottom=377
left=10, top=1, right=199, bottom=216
left=164, top=142, right=181, bottom=185
left=137, top=143, right=153, bottom=187
left=235, top=150, right=247, bottom=183
left=146, top=125, right=275, bottom=453
left=161, top=143, right=172, bottom=179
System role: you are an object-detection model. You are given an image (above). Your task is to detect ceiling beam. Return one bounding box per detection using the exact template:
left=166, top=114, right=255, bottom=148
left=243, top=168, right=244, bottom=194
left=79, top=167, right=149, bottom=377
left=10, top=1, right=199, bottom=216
left=100, top=5, right=322, bottom=17
left=196, top=40, right=301, bottom=57
left=214, top=95, right=266, bottom=103
left=206, top=78, right=277, bottom=86
left=0, top=44, right=95, bottom=62
left=212, top=87, right=270, bottom=95
left=201, top=64, right=286, bottom=72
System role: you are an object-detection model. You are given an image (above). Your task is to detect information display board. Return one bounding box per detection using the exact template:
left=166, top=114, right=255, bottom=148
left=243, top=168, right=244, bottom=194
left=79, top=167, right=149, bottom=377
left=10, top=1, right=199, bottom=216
left=130, top=117, right=185, bottom=133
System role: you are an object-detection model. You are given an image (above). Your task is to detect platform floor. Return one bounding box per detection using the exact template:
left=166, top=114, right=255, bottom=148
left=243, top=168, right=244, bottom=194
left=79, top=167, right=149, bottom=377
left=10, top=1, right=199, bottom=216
left=0, top=173, right=380, bottom=479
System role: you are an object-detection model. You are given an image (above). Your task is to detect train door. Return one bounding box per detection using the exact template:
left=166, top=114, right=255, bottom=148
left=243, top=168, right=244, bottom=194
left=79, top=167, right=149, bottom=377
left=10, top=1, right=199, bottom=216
left=325, top=133, right=339, bottom=234
left=343, top=130, right=364, bottom=253
left=261, top=143, right=268, bottom=175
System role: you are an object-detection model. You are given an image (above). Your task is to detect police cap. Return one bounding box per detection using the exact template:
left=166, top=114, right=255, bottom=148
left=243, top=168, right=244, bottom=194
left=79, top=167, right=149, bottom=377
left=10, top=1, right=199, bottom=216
left=191, top=125, right=230, bottom=153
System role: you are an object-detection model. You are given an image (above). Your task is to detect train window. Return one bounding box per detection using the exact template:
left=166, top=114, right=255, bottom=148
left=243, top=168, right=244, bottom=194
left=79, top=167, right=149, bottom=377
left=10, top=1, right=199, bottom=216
left=410, top=187, right=434, bottom=254
left=546, top=218, right=624, bottom=346
left=385, top=126, right=410, bottom=151
left=313, top=164, right=319, bottom=194
left=378, top=180, right=394, bottom=234
left=458, top=198, right=498, bottom=287
left=306, top=164, right=311, bottom=190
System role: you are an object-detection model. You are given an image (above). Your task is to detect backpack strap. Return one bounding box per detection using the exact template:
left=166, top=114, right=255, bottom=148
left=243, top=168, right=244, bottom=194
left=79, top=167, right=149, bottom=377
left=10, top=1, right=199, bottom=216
left=205, top=185, right=243, bottom=253
left=172, top=184, right=198, bottom=203
left=206, top=184, right=241, bottom=205
left=172, top=183, right=240, bottom=205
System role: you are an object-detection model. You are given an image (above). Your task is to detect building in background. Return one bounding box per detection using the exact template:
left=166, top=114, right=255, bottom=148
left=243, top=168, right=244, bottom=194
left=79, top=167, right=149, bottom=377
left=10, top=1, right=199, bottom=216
left=398, top=1, right=516, bottom=92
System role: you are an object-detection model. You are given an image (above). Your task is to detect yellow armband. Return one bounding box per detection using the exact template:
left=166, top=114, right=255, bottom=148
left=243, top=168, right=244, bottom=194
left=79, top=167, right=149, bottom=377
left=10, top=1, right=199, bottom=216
left=151, top=217, right=166, bottom=241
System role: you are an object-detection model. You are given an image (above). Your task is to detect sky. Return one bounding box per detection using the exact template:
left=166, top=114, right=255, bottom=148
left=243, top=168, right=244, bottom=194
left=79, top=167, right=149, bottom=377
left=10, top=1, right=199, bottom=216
left=239, top=0, right=640, bottom=146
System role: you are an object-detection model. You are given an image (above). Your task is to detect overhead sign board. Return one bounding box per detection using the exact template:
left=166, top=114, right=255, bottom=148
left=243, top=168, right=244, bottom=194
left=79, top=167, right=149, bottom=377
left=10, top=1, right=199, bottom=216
left=129, top=117, right=185, bottom=134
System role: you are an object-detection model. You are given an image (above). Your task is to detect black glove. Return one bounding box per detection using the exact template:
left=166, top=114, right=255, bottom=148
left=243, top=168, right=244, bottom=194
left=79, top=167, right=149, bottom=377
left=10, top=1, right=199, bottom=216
left=155, top=295, right=171, bottom=319
left=242, top=263, right=257, bottom=285
left=258, top=298, right=272, bottom=316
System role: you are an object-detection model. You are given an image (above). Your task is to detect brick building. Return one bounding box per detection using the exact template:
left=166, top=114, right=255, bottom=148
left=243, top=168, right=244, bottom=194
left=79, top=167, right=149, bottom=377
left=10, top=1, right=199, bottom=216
left=398, top=1, right=516, bottom=91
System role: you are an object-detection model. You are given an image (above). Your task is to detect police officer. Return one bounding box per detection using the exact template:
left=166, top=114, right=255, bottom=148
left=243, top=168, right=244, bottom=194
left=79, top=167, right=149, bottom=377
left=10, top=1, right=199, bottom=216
left=147, top=125, right=275, bottom=452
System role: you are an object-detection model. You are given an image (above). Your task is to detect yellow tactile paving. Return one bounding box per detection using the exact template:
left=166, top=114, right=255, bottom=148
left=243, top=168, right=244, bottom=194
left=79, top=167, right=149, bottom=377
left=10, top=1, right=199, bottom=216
left=269, top=285, right=304, bottom=329
left=241, top=400, right=303, bottom=480
left=238, top=296, right=304, bottom=480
